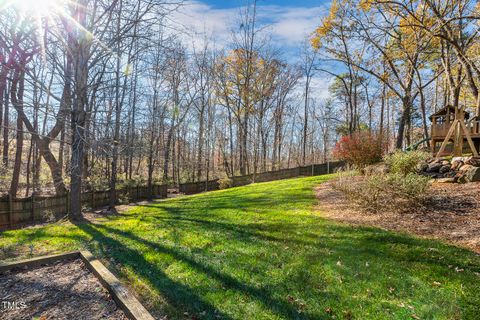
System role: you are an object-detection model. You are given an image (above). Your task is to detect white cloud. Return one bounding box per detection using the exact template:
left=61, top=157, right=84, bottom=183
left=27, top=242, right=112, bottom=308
left=259, top=5, right=327, bottom=46
left=295, top=74, right=333, bottom=102
left=168, top=1, right=332, bottom=99
left=168, top=1, right=238, bottom=48
left=309, top=76, right=333, bottom=100
left=169, top=1, right=328, bottom=52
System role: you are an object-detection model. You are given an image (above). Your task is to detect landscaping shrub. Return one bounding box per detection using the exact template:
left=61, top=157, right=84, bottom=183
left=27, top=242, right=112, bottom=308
left=333, top=131, right=385, bottom=169
left=218, top=177, right=233, bottom=189
left=334, top=172, right=430, bottom=213
left=384, top=150, right=430, bottom=176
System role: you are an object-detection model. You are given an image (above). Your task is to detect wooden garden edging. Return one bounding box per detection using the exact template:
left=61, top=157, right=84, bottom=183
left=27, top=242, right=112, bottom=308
left=0, top=251, right=154, bottom=320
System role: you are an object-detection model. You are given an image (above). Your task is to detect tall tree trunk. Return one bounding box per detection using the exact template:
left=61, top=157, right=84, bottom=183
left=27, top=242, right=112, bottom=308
left=9, top=68, right=25, bottom=198
left=70, top=0, right=90, bottom=220
left=196, top=107, right=205, bottom=181
left=3, top=85, right=9, bottom=167
left=163, top=122, right=175, bottom=183
left=10, top=116, right=22, bottom=197
left=109, top=0, right=124, bottom=209
left=396, top=97, right=410, bottom=149
left=302, top=80, right=309, bottom=165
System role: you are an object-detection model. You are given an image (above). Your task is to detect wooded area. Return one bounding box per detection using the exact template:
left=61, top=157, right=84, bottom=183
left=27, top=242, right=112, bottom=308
left=311, top=0, right=480, bottom=151
left=0, top=0, right=479, bottom=219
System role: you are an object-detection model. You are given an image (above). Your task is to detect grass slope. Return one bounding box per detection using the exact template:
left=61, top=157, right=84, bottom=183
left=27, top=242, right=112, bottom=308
left=1, top=175, right=479, bottom=319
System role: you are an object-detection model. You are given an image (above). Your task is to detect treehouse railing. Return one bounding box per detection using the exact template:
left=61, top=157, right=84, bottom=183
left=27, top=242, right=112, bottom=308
left=431, top=123, right=450, bottom=138
left=468, top=118, right=480, bottom=136
left=432, top=119, right=480, bottom=139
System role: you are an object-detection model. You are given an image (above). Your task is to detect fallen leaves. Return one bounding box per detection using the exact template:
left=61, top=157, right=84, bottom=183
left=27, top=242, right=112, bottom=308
left=316, top=181, right=480, bottom=254
left=286, top=295, right=307, bottom=313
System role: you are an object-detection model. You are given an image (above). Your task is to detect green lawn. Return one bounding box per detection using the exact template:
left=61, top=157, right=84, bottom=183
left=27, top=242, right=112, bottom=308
left=1, top=175, right=479, bottom=319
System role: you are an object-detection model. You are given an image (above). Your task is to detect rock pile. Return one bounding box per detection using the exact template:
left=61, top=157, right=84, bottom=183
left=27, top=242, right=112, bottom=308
left=419, top=156, right=480, bottom=183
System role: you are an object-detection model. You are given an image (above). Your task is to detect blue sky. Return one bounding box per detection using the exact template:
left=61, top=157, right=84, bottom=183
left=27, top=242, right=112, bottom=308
left=172, top=0, right=330, bottom=53
left=200, top=0, right=325, bottom=9
left=170, top=0, right=332, bottom=99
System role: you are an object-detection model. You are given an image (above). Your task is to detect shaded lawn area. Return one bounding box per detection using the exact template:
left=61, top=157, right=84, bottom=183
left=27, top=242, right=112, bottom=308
left=1, top=175, right=480, bottom=319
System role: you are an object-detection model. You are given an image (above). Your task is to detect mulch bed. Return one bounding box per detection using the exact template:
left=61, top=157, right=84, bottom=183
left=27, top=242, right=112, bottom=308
left=316, top=181, right=480, bottom=253
left=0, top=259, right=128, bottom=320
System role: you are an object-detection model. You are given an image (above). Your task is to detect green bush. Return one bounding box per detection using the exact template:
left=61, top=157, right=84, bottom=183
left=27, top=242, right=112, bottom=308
left=218, top=177, right=233, bottom=190
left=384, top=150, right=430, bottom=176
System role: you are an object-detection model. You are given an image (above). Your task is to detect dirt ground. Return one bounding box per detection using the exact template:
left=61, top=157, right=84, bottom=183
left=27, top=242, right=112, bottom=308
left=0, top=259, right=127, bottom=320
left=316, top=181, right=480, bottom=253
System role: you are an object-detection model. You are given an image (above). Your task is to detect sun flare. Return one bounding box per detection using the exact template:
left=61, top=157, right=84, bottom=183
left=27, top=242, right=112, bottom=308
left=10, top=0, right=64, bottom=16
left=0, top=0, right=79, bottom=60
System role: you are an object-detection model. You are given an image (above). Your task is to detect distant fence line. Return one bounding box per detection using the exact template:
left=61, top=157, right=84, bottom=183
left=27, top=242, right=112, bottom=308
left=1, top=161, right=343, bottom=228
left=179, top=161, right=344, bottom=195
left=0, top=184, right=168, bottom=229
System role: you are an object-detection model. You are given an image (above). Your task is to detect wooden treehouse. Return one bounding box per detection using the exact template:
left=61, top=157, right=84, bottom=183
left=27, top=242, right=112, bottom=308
left=430, top=105, right=480, bottom=157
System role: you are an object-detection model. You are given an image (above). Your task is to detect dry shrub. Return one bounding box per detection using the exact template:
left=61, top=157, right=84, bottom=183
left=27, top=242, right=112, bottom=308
left=218, top=177, right=233, bottom=190
left=333, top=171, right=430, bottom=213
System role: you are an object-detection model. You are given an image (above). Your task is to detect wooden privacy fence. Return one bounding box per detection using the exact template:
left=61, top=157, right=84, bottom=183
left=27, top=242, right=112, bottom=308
left=179, top=161, right=344, bottom=195
left=0, top=184, right=168, bottom=228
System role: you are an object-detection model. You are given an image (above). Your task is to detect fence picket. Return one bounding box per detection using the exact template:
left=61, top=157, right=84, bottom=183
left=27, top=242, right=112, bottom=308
left=0, top=184, right=168, bottom=229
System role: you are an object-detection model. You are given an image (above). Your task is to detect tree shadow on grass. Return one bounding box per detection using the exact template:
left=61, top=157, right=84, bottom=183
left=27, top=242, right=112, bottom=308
left=76, top=222, right=235, bottom=320
left=136, top=190, right=315, bottom=214
left=79, top=222, right=324, bottom=320
left=133, top=193, right=327, bottom=248
left=130, top=195, right=480, bottom=281
left=148, top=214, right=319, bottom=247
left=70, top=179, right=480, bottom=319
left=81, top=220, right=480, bottom=319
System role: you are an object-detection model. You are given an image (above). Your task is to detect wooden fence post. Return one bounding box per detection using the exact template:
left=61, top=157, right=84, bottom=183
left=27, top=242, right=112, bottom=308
left=136, top=185, right=139, bottom=200
left=66, top=191, right=70, bottom=215
left=8, top=192, right=13, bottom=227
left=91, top=190, right=95, bottom=209
left=31, top=194, right=35, bottom=223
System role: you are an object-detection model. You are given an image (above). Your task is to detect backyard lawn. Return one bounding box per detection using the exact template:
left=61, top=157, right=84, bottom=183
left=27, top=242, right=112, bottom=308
left=1, top=175, right=479, bottom=319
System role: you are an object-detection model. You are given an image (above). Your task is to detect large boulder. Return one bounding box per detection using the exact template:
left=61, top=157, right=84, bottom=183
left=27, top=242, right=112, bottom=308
left=459, top=164, right=475, bottom=172
left=417, top=162, right=429, bottom=172
left=427, top=162, right=443, bottom=173
left=464, top=167, right=480, bottom=182
left=465, top=156, right=480, bottom=167
left=443, top=170, right=456, bottom=178
left=424, top=172, right=443, bottom=179
left=452, top=156, right=470, bottom=163
left=451, top=160, right=464, bottom=171
left=435, top=177, right=456, bottom=183
left=457, top=166, right=480, bottom=183
left=439, top=165, right=451, bottom=174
